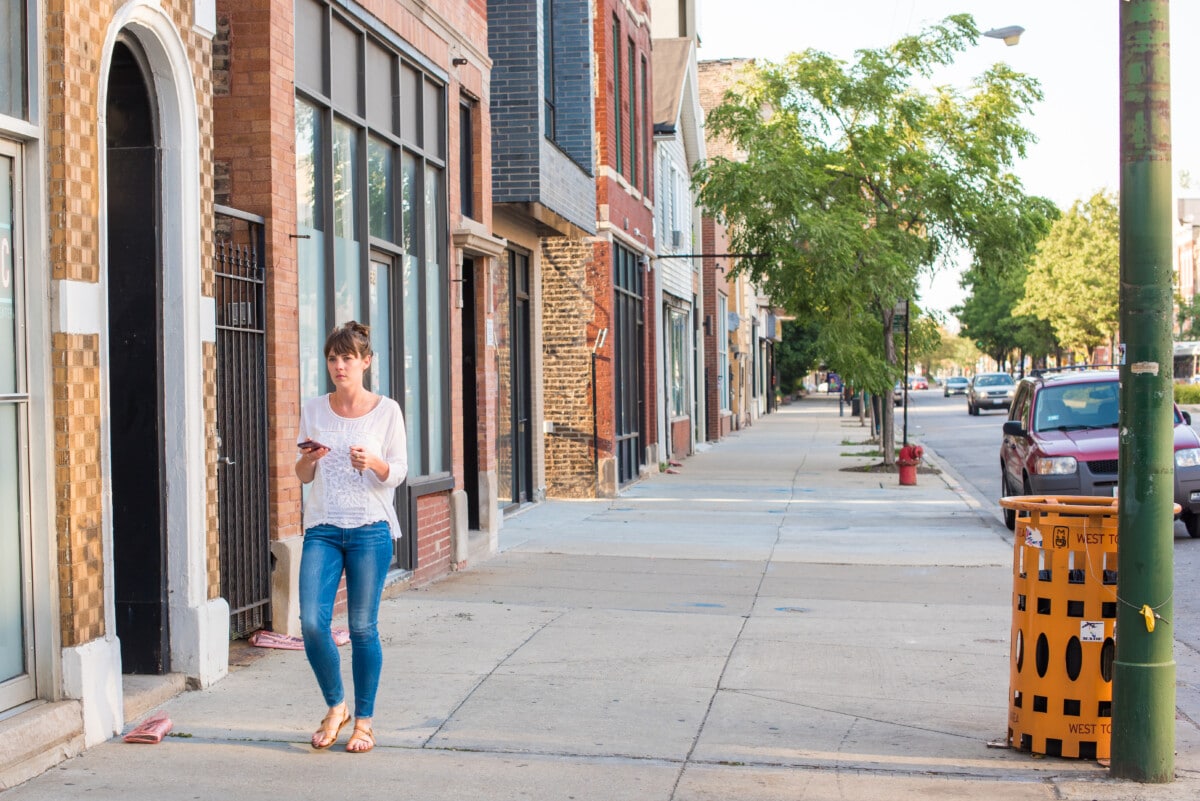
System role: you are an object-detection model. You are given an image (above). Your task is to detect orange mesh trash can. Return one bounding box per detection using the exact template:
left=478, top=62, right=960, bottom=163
left=998, top=495, right=1119, bottom=760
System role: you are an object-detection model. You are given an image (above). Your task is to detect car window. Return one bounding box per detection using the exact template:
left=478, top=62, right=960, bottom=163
left=1012, top=384, right=1031, bottom=423
left=1034, top=382, right=1119, bottom=431
left=976, top=374, right=1013, bottom=387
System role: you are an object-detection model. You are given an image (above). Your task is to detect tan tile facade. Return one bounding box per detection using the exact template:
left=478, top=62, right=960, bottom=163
left=53, top=333, right=104, bottom=647
left=541, top=237, right=604, bottom=497
left=47, top=0, right=218, bottom=643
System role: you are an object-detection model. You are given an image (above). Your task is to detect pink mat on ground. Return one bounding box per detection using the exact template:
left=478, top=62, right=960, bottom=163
left=248, top=627, right=350, bottom=650
left=123, top=713, right=173, bottom=744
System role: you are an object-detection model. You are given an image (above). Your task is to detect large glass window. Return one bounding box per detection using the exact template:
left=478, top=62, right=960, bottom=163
left=295, top=4, right=448, bottom=482
left=296, top=98, right=326, bottom=402
left=459, top=100, right=475, bottom=220
left=612, top=16, right=621, bottom=175
left=0, top=1, right=27, bottom=120
left=641, top=54, right=649, bottom=192
left=0, top=149, right=29, bottom=690
left=542, top=0, right=555, bottom=139
left=668, top=307, right=687, bottom=417
left=332, top=119, right=361, bottom=326
left=367, top=136, right=393, bottom=240
left=423, top=164, right=445, bottom=472
left=718, top=293, right=730, bottom=412
left=627, top=38, right=636, bottom=187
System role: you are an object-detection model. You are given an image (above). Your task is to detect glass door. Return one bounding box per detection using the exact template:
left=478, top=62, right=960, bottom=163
left=369, top=251, right=411, bottom=570
left=0, top=143, right=34, bottom=709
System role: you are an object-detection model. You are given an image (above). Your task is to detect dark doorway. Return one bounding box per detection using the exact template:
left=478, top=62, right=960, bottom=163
left=497, top=251, right=532, bottom=508
left=461, top=258, right=480, bottom=529
left=106, top=40, right=168, bottom=674
left=510, top=255, right=532, bottom=504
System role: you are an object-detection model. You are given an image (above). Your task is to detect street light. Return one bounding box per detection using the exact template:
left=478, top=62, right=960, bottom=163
left=983, top=25, right=1024, bottom=46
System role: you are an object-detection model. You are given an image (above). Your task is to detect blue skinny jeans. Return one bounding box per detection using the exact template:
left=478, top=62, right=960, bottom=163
left=299, top=521, right=393, bottom=718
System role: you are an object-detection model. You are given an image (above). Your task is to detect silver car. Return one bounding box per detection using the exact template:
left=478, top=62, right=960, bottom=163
left=943, top=376, right=970, bottom=397
left=967, top=372, right=1015, bottom=415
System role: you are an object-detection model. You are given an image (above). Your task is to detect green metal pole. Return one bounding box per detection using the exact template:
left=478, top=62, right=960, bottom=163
left=1113, top=0, right=1174, bottom=783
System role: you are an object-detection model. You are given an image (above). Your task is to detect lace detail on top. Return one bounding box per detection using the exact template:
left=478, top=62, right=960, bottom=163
left=317, top=428, right=373, bottom=526
left=299, top=393, right=407, bottom=538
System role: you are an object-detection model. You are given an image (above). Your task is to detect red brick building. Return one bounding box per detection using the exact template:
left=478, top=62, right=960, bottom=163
left=584, top=0, right=657, bottom=492
left=213, top=0, right=500, bottom=634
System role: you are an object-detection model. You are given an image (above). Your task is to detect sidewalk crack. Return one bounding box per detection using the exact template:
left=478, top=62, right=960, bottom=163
left=421, top=610, right=568, bottom=748
left=668, top=457, right=807, bottom=799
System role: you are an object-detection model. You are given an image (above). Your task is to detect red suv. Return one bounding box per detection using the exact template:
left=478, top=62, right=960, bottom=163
left=1000, top=368, right=1200, bottom=536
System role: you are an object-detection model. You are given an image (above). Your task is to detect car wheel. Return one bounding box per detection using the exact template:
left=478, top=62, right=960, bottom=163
left=1184, top=511, right=1200, bottom=539
left=1002, top=472, right=1016, bottom=531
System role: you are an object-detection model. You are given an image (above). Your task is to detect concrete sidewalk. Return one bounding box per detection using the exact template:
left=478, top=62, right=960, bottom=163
left=8, top=395, right=1200, bottom=800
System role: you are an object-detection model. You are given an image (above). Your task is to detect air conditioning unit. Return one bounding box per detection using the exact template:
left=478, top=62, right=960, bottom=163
left=671, top=229, right=682, bottom=247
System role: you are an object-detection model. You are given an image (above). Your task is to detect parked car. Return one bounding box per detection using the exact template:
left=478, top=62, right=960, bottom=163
left=893, top=380, right=903, bottom=406
left=908, top=375, right=929, bottom=391
left=999, top=367, right=1200, bottom=535
left=967, top=372, right=1015, bottom=415
left=943, top=376, right=970, bottom=396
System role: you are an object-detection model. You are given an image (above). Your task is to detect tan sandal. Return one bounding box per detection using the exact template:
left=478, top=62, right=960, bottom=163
left=346, top=722, right=375, bottom=754
left=311, top=705, right=350, bottom=749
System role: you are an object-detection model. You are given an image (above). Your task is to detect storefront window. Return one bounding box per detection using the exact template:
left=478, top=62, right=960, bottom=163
left=423, top=164, right=444, bottom=473
left=331, top=118, right=361, bottom=326
left=718, top=294, right=730, bottom=412
left=0, top=1, right=27, bottom=120
left=367, top=136, right=393, bottom=241
left=0, top=150, right=27, bottom=685
left=669, top=307, right=687, bottom=417
left=295, top=98, right=325, bottom=402
left=295, top=3, right=447, bottom=482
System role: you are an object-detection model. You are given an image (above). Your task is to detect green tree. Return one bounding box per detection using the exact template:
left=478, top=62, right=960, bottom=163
left=695, top=14, right=1042, bottom=463
left=774, top=319, right=822, bottom=394
left=956, top=194, right=1059, bottom=370
left=924, top=326, right=982, bottom=375
left=1016, top=192, right=1120, bottom=361
left=1176, top=294, right=1200, bottom=338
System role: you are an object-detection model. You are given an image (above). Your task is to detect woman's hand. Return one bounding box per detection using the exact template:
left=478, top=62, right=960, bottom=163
left=295, top=443, right=329, bottom=483
left=349, top=445, right=389, bottom=481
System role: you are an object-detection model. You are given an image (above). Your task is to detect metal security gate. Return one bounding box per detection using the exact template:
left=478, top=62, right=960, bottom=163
left=214, top=206, right=270, bottom=636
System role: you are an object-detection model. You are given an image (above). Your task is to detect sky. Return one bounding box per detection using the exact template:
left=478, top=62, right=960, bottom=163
left=695, top=0, right=1200, bottom=327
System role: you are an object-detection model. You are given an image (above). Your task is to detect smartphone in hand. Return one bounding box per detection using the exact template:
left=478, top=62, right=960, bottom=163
left=297, top=439, right=327, bottom=451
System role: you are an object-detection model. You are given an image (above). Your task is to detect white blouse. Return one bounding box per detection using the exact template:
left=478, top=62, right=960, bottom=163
left=298, top=394, right=408, bottom=539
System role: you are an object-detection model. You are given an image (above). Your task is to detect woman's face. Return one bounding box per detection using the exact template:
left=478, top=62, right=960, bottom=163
left=326, top=348, right=372, bottom=389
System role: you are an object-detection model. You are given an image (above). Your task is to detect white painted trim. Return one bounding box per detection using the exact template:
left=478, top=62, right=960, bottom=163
left=200, top=295, right=216, bottom=343
left=193, top=0, right=217, bottom=38
left=61, top=638, right=123, bottom=745
left=99, top=2, right=228, bottom=687
left=53, top=280, right=103, bottom=334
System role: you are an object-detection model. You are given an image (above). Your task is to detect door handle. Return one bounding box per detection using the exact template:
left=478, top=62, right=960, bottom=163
left=219, top=456, right=236, bottom=465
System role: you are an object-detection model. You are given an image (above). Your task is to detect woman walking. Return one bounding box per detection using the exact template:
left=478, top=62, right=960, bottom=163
left=295, top=321, right=407, bottom=753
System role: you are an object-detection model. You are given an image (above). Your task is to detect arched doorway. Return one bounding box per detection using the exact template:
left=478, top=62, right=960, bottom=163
left=106, top=38, right=168, bottom=675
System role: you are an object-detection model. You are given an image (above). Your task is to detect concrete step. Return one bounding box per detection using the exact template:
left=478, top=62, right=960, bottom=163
left=0, top=701, right=84, bottom=790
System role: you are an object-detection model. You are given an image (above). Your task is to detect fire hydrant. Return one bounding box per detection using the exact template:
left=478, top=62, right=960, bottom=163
left=898, top=444, right=923, bottom=486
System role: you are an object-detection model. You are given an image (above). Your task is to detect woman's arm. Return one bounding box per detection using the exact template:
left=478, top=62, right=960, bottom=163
left=294, top=403, right=327, bottom=483
left=363, top=401, right=407, bottom=487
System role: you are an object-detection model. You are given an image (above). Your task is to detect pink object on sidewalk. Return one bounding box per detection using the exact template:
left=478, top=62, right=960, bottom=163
left=248, top=627, right=350, bottom=650
left=123, top=713, right=173, bottom=744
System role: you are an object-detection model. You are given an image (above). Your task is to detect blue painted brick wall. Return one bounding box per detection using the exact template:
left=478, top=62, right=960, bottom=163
left=489, top=0, right=595, bottom=232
